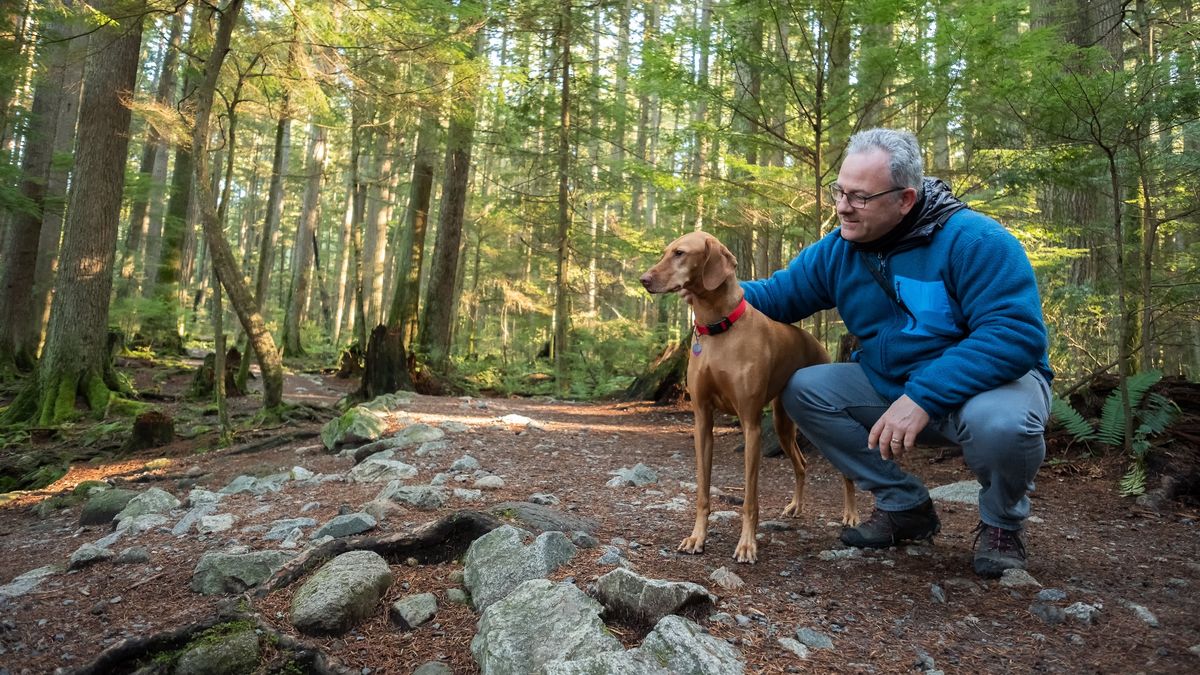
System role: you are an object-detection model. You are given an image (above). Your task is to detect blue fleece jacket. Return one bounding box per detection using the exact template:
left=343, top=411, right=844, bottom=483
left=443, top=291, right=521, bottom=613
left=742, top=183, right=1053, bottom=419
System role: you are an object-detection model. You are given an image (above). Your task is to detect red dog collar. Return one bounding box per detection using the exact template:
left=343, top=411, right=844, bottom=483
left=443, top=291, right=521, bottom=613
left=694, top=298, right=748, bottom=336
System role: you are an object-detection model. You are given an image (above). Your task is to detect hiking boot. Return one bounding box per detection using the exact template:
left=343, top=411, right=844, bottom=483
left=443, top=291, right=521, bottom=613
left=839, top=498, right=941, bottom=548
left=972, top=522, right=1027, bottom=578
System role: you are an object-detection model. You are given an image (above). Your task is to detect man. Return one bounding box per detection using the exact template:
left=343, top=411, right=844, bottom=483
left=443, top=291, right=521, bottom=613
left=740, top=128, right=1053, bottom=577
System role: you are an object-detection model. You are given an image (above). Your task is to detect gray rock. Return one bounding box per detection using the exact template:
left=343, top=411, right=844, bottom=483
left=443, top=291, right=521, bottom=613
left=190, top=550, right=295, bottom=595
left=634, top=615, right=744, bottom=675
left=489, top=501, right=598, bottom=535
left=571, top=531, right=599, bottom=548
left=172, top=503, right=218, bottom=536
left=446, top=588, right=469, bottom=605
left=413, top=662, right=454, bottom=675
left=930, top=584, right=946, bottom=604
left=198, top=514, right=234, bottom=534
left=817, top=548, right=862, bottom=562
left=795, top=627, right=834, bottom=650
left=379, top=483, right=449, bottom=510
left=1121, top=600, right=1159, bottom=628
left=313, top=513, right=377, bottom=539
left=596, top=546, right=626, bottom=566
left=391, top=592, right=438, bottom=629
left=594, top=568, right=716, bottom=624
left=391, top=423, right=445, bottom=447
left=69, top=544, right=113, bottom=570
left=471, top=579, right=622, bottom=674
left=454, top=488, right=483, bottom=501
left=463, top=525, right=578, bottom=611
left=1064, top=602, right=1101, bottom=625
left=346, top=437, right=406, bottom=464
left=361, top=499, right=404, bottom=523
left=321, top=406, right=388, bottom=450
left=174, top=625, right=259, bottom=675
left=219, top=474, right=288, bottom=495
left=1189, top=644, right=1200, bottom=658
left=927, top=480, right=980, bottom=505
left=545, top=651, right=673, bottom=675
left=79, top=489, right=139, bottom=526
left=187, top=489, right=223, bottom=506
left=452, top=455, right=481, bottom=471
left=360, top=392, right=414, bottom=412
left=777, top=637, right=810, bottom=660
left=999, top=568, right=1041, bottom=589
left=116, top=513, right=169, bottom=534
left=0, top=565, right=62, bottom=600
left=114, top=487, right=180, bottom=526
left=475, top=475, right=506, bottom=490
left=1037, top=588, right=1067, bottom=602
left=115, top=547, right=150, bottom=564
left=709, top=567, right=744, bottom=591
left=349, top=458, right=419, bottom=483
left=290, top=550, right=393, bottom=636
left=529, top=493, right=560, bottom=506
left=1030, top=602, right=1066, bottom=626
left=606, top=463, right=659, bottom=487
left=265, top=518, right=318, bottom=541
left=416, top=441, right=449, bottom=457
left=290, top=466, right=315, bottom=481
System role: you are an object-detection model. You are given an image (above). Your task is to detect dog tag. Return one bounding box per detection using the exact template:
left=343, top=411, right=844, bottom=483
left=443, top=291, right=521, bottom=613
left=691, top=340, right=702, bottom=356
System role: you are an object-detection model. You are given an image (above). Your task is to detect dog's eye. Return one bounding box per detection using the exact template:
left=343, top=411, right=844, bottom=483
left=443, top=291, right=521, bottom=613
left=672, top=250, right=684, bottom=257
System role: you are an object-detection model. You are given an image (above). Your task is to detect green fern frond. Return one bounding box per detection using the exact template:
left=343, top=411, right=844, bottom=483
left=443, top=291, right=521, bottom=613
left=1135, top=393, right=1179, bottom=438
left=1097, top=370, right=1163, bottom=446
left=1118, top=457, right=1148, bottom=497
left=1051, top=396, right=1096, bottom=441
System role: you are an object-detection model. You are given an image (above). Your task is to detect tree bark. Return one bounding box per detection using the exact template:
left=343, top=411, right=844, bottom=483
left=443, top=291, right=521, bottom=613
left=20, top=2, right=144, bottom=425
left=553, top=1, right=572, bottom=392
left=419, top=24, right=486, bottom=372
left=282, top=122, right=327, bottom=356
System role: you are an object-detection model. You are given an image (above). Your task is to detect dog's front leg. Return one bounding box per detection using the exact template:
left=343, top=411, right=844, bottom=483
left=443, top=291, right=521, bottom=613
left=735, top=413, right=763, bottom=563
left=679, top=404, right=714, bottom=555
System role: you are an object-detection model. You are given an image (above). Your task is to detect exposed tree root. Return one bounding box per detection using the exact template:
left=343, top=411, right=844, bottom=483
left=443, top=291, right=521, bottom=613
left=256, top=510, right=502, bottom=596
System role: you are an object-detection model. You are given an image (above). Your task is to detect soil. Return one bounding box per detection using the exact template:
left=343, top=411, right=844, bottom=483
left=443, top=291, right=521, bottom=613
left=1, top=358, right=1198, bottom=674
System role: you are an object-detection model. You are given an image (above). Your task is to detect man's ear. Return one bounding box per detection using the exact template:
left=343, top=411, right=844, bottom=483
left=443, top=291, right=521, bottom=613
left=701, top=239, right=736, bottom=291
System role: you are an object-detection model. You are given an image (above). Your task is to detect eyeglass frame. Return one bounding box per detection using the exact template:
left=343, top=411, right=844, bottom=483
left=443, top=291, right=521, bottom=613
left=827, top=183, right=907, bottom=208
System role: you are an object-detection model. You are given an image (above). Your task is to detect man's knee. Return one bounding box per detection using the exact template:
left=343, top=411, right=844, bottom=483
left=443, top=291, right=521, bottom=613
left=784, top=363, right=853, bottom=413
left=957, top=393, right=1047, bottom=451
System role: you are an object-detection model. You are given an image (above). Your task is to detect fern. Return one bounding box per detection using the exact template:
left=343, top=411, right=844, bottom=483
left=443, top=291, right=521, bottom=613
left=1051, top=396, right=1096, bottom=441
left=1134, top=393, right=1179, bottom=437
left=1118, top=458, right=1148, bottom=497
left=1096, top=370, right=1162, bottom=446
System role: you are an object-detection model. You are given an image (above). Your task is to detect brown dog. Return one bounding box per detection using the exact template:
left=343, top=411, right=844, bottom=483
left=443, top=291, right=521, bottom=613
left=640, top=231, right=858, bottom=563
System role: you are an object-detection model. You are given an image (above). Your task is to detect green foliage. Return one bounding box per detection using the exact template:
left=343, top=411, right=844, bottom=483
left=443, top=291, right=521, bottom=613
left=1096, top=370, right=1165, bottom=447
left=1050, top=396, right=1095, bottom=442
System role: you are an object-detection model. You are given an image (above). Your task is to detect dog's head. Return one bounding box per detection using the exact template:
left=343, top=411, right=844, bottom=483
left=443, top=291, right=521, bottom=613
left=640, top=231, right=737, bottom=295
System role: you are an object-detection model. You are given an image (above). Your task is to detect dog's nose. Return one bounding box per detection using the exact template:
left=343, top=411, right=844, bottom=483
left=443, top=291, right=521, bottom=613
left=639, top=274, right=653, bottom=289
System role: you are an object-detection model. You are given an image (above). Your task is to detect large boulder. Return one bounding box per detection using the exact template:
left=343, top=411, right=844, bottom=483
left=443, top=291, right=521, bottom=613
left=79, top=488, right=139, bottom=526
left=290, top=550, right=393, bottom=636
left=113, top=487, right=180, bottom=526
left=463, top=525, right=577, bottom=611
left=173, top=624, right=260, bottom=675
left=593, top=568, right=716, bottom=624
left=471, top=579, right=622, bottom=675
left=378, top=482, right=449, bottom=510
left=489, top=502, right=599, bottom=535
left=190, top=550, right=295, bottom=595
left=634, top=615, right=744, bottom=675
left=312, top=513, right=377, bottom=539
left=321, top=406, right=388, bottom=450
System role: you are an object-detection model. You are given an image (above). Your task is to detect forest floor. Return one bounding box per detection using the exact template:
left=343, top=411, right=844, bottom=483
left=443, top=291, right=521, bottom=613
left=1, top=357, right=1198, bottom=674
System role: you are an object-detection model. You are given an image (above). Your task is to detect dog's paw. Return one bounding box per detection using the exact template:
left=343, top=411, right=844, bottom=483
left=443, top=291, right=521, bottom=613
left=780, top=501, right=802, bottom=518
left=732, top=542, right=758, bottom=564
left=842, top=511, right=861, bottom=527
left=678, top=536, right=706, bottom=555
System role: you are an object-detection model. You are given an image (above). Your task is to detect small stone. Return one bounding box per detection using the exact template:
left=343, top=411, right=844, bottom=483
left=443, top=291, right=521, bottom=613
left=795, top=627, right=834, bottom=650
left=114, top=547, right=150, bottom=565
left=1122, top=600, right=1159, bottom=628
left=818, top=548, right=862, bottom=561
left=710, top=566, right=745, bottom=591
left=914, top=649, right=936, bottom=671
left=1188, top=644, right=1200, bottom=658
left=597, top=547, right=626, bottom=566
left=930, top=584, right=946, bottom=604
left=1064, top=602, right=1101, bottom=625
left=1037, top=588, right=1067, bottom=602
left=529, top=493, right=559, bottom=506
left=390, top=593, right=438, bottom=630
left=998, top=568, right=1041, bottom=589
left=445, top=588, right=469, bottom=605
left=778, top=637, right=810, bottom=659
left=570, top=531, right=599, bottom=548
left=709, top=612, right=735, bottom=625
left=474, top=475, right=505, bottom=490
left=451, top=455, right=481, bottom=472
left=198, top=513, right=234, bottom=534
left=1030, top=602, right=1066, bottom=626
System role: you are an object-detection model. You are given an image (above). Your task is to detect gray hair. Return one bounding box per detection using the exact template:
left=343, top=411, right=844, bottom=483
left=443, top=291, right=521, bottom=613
left=846, top=128, right=924, bottom=191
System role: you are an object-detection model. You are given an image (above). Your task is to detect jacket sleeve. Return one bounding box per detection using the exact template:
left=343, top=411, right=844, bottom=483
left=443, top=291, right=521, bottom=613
left=905, top=227, right=1048, bottom=418
left=740, top=233, right=838, bottom=323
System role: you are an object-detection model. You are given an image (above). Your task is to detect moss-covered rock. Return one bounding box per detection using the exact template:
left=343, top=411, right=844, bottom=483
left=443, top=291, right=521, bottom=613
left=173, top=623, right=260, bottom=675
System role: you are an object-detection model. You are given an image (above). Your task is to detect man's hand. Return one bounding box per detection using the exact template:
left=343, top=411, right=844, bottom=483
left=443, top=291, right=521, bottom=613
left=868, top=395, right=930, bottom=460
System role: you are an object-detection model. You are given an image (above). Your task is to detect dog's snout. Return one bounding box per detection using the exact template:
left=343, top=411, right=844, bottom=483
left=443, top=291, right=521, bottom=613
left=639, top=273, right=653, bottom=289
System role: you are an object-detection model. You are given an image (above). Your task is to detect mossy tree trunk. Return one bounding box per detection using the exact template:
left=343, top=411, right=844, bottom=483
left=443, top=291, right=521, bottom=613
left=27, top=1, right=145, bottom=425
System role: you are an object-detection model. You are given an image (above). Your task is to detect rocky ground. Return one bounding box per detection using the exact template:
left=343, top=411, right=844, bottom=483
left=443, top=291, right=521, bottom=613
left=1, top=365, right=1199, bottom=674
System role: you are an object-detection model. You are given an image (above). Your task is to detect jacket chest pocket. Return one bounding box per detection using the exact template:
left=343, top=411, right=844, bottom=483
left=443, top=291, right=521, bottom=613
left=894, top=275, right=961, bottom=338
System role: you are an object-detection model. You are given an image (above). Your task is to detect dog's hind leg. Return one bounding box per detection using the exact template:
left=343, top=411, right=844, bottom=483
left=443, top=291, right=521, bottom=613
left=840, top=476, right=859, bottom=526
left=774, top=397, right=808, bottom=518
left=734, top=409, right=764, bottom=563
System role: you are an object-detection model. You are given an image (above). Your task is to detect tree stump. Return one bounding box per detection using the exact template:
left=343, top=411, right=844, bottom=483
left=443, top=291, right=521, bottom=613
left=624, top=338, right=689, bottom=403
left=358, top=324, right=413, bottom=400
left=337, top=343, right=364, bottom=379
left=191, top=349, right=245, bottom=398
left=123, top=410, right=174, bottom=452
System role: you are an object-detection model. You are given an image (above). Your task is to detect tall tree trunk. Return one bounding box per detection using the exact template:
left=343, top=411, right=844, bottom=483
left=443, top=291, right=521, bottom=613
left=389, top=78, right=440, bottom=343
left=363, top=126, right=395, bottom=325
left=13, top=2, right=144, bottom=425
left=282, top=122, right=327, bottom=356
left=118, top=11, right=183, bottom=300
left=333, top=111, right=362, bottom=347
left=419, top=24, right=485, bottom=372
left=0, top=11, right=73, bottom=375
left=631, top=0, right=658, bottom=224
left=553, top=1, right=573, bottom=391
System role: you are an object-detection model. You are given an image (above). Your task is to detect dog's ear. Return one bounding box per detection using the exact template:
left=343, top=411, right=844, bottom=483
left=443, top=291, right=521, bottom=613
left=701, top=239, right=736, bottom=291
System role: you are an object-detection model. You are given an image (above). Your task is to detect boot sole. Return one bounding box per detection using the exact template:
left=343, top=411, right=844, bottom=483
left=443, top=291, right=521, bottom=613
left=840, top=521, right=941, bottom=548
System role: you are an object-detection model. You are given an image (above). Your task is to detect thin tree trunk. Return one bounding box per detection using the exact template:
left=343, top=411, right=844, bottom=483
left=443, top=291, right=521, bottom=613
left=553, top=1, right=572, bottom=391
left=282, top=122, right=327, bottom=356
left=389, top=86, right=440, bottom=343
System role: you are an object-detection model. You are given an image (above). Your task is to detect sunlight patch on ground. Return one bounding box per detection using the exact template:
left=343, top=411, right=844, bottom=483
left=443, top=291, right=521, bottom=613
left=0, top=458, right=175, bottom=510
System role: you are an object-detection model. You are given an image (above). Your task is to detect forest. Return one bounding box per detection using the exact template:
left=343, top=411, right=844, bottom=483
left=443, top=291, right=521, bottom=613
left=0, top=0, right=1196, bottom=425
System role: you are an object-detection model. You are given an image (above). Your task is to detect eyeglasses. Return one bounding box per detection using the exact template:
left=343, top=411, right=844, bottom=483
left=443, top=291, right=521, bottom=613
left=827, top=184, right=906, bottom=208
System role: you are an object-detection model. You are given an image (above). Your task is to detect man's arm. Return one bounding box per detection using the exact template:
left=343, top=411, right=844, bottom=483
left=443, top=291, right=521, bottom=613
left=740, top=234, right=836, bottom=323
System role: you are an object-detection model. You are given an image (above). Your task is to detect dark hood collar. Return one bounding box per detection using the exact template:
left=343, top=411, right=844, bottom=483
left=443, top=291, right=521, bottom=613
left=848, top=177, right=967, bottom=254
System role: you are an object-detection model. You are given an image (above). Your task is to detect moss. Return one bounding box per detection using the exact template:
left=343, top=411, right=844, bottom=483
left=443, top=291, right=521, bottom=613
left=143, top=458, right=171, bottom=471
left=107, top=397, right=151, bottom=418
left=84, top=372, right=112, bottom=416
left=73, top=480, right=110, bottom=496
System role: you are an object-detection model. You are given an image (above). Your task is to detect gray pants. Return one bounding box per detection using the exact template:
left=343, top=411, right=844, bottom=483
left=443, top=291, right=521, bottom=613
left=782, top=363, right=1051, bottom=530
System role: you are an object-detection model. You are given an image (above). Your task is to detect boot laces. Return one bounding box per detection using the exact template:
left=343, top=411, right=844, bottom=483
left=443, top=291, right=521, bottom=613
left=972, top=522, right=1026, bottom=557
